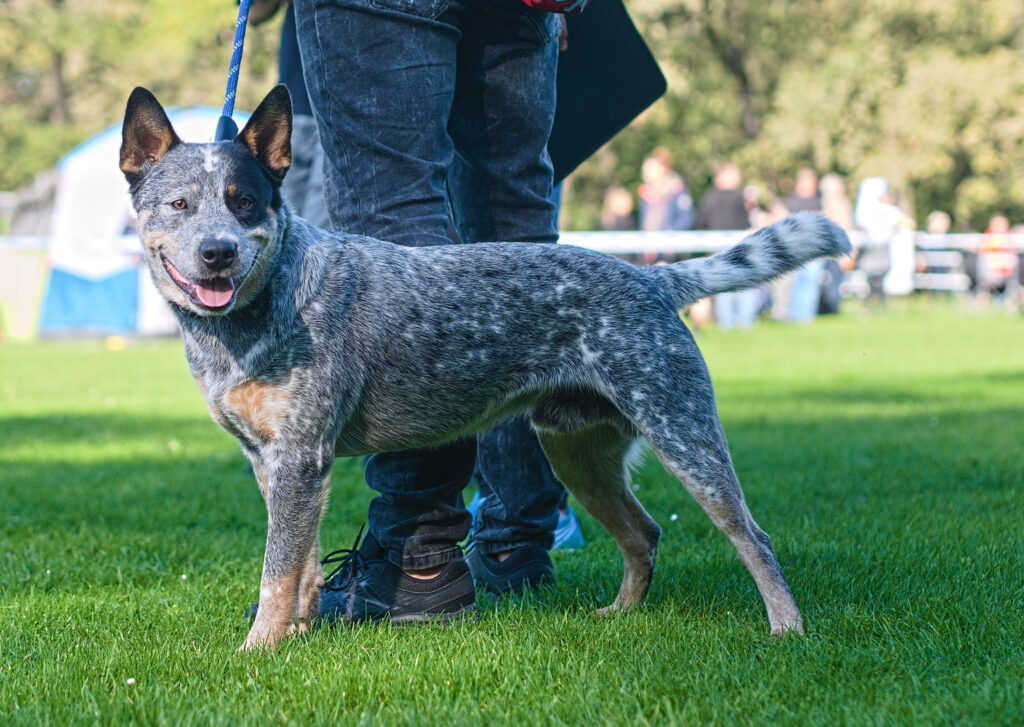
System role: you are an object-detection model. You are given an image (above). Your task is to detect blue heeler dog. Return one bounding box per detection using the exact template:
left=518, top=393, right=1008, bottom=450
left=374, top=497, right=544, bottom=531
left=120, top=85, right=851, bottom=650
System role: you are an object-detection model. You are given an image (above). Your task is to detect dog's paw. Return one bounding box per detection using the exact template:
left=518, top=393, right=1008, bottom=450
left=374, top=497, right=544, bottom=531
left=237, top=639, right=271, bottom=653
left=770, top=619, right=805, bottom=638
left=238, top=621, right=293, bottom=651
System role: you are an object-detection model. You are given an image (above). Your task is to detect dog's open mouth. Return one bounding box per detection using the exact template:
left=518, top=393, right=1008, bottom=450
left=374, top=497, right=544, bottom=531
left=161, top=254, right=240, bottom=310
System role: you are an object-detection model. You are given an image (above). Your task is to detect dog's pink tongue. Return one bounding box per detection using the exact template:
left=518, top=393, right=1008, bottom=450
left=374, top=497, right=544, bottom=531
left=194, top=278, right=235, bottom=308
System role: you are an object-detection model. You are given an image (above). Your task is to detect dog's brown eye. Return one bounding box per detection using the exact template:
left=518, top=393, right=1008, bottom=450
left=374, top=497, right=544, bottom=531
left=239, top=197, right=252, bottom=210
left=171, top=199, right=187, bottom=210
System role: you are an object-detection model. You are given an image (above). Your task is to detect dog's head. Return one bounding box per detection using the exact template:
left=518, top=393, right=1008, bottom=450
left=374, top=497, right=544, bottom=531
left=120, top=85, right=292, bottom=316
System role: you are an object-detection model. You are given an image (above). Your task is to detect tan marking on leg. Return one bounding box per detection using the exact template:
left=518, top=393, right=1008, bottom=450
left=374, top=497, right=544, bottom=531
left=537, top=425, right=660, bottom=615
left=222, top=374, right=295, bottom=442
left=296, top=482, right=330, bottom=632
left=296, top=540, right=324, bottom=634
left=241, top=571, right=302, bottom=651
left=241, top=475, right=329, bottom=650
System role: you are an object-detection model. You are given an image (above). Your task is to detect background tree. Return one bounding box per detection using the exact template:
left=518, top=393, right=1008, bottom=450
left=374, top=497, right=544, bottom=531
left=0, top=0, right=280, bottom=192
left=3, top=0, right=1024, bottom=230
left=565, top=0, right=1024, bottom=230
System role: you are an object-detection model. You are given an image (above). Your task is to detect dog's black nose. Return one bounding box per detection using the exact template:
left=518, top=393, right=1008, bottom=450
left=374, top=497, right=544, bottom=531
left=199, top=239, right=237, bottom=272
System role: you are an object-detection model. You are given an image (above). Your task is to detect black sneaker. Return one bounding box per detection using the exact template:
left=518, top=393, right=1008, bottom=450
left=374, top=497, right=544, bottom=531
left=317, top=527, right=476, bottom=625
left=465, top=543, right=554, bottom=596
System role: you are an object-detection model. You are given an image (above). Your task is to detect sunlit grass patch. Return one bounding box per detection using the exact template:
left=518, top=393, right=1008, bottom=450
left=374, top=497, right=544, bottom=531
left=1, top=306, right=1021, bottom=725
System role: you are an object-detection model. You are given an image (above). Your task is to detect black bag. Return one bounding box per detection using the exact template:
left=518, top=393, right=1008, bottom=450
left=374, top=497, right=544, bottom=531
left=550, top=0, right=667, bottom=183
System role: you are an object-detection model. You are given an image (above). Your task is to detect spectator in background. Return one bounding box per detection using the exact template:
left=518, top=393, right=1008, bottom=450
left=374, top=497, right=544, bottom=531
left=783, top=168, right=824, bottom=323
left=980, top=214, right=1018, bottom=299
left=926, top=210, right=951, bottom=236
left=638, top=148, right=694, bottom=231
left=695, top=161, right=747, bottom=230
left=1016, top=227, right=1024, bottom=309
left=922, top=210, right=953, bottom=280
left=854, top=178, right=900, bottom=308
left=696, top=162, right=759, bottom=328
left=819, top=173, right=853, bottom=314
left=600, top=186, right=636, bottom=231
left=743, top=184, right=769, bottom=228
left=785, top=168, right=822, bottom=213
left=821, top=173, right=853, bottom=228
left=918, top=211, right=958, bottom=298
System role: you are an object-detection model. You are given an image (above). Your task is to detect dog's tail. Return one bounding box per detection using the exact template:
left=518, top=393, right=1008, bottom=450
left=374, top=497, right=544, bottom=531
left=648, top=212, right=852, bottom=307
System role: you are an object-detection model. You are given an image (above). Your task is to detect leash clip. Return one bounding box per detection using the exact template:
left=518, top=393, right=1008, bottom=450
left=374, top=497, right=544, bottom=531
left=214, top=0, right=252, bottom=141
left=214, top=116, right=239, bottom=143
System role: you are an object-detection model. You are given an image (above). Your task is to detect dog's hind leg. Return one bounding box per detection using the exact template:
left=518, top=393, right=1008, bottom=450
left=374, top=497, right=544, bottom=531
left=659, top=441, right=803, bottom=636
left=535, top=422, right=661, bottom=614
left=623, top=373, right=804, bottom=636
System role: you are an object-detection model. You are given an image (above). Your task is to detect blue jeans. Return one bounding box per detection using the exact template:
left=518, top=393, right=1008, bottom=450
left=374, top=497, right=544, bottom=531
left=714, top=289, right=760, bottom=329
left=789, top=260, right=824, bottom=322
left=295, top=0, right=564, bottom=569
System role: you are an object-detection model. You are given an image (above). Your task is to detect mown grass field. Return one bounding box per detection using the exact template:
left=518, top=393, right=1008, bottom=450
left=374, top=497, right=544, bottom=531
left=1, top=306, right=1022, bottom=725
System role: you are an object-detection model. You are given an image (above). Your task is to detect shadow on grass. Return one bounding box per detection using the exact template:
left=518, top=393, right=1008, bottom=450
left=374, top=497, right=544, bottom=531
left=0, top=412, right=220, bottom=449
left=2, top=397, right=1021, bottom=626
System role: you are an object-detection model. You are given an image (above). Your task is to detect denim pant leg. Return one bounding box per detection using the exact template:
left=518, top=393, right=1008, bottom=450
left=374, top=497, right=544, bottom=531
left=295, top=0, right=475, bottom=570
left=447, top=0, right=560, bottom=244
left=446, top=1, right=564, bottom=553
left=714, top=293, right=736, bottom=328
left=295, top=0, right=460, bottom=249
left=474, top=418, right=562, bottom=552
left=790, top=260, right=824, bottom=322
left=365, top=439, right=478, bottom=568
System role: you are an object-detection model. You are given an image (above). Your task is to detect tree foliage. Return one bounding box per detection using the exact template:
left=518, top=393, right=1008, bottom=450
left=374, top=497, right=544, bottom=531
left=2, top=0, right=1024, bottom=230
left=0, top=0, right=280, bottom=191
left=565, top=0, right=1024, bottom=230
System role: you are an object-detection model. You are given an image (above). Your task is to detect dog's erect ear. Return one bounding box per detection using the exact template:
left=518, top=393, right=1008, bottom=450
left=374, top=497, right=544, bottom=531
left=120, top=87, right=181, bottom=184
left=235, top=85, right=292, bottom=185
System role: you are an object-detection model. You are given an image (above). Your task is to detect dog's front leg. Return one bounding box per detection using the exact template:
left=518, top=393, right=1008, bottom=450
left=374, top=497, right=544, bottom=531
left=241, top=455, right=331, bottom=651
left=295, top=526, right=324, bottom=634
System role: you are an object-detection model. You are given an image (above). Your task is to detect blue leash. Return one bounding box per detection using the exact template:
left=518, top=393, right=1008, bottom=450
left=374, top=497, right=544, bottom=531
left=214, top=0, right=253, bottom=142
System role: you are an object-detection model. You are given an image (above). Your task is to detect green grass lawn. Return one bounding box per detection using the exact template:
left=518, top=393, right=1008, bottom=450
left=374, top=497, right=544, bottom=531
left=2, top=305, right=1022, bottom=725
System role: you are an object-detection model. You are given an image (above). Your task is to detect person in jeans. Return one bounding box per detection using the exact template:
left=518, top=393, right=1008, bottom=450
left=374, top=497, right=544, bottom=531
left=292, top=0, right=568, bottom=621
left=784, top=168, right=824, bottom=323
left=696, top=161, right=761, bottom=329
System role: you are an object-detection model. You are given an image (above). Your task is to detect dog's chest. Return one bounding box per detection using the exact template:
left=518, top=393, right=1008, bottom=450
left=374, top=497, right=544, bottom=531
left=199, top=372, right=298, bottom=444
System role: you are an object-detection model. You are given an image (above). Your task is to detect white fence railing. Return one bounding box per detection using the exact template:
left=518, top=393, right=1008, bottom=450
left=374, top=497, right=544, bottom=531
left=558, top=230, right=1024, bottom=254
left=2, top=229, right=1022, bottom=298
left=5, top=230, right=1024, bottom=255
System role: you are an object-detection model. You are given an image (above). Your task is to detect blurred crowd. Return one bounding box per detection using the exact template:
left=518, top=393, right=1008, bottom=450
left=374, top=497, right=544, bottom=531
left=597, top=149, right=1024, bottom=328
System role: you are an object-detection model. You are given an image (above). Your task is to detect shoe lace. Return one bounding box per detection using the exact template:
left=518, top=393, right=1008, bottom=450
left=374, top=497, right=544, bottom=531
left=320, top=523, right=366, bottom=592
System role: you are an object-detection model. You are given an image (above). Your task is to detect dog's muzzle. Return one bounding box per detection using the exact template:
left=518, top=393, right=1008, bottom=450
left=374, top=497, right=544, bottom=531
left=161, top=253, right=241, bottom=310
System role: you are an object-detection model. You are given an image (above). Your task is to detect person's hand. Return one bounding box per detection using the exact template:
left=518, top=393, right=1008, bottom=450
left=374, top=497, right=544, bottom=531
left=249, top=0, right=284, bottom=25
